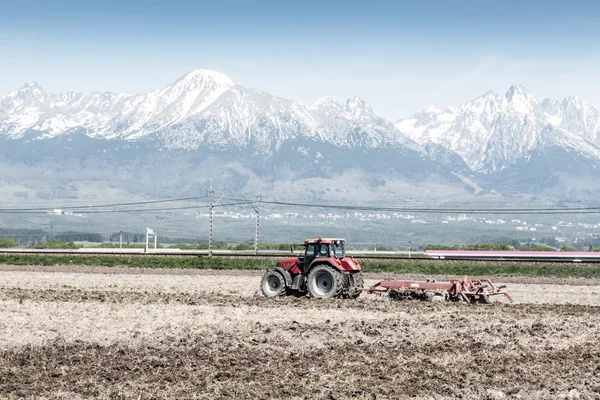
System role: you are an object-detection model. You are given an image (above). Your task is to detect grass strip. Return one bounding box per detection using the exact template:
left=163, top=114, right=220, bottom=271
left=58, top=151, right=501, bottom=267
left=363, top=260, right=600, bottom=279
left=0, top=255, right=265, bottom=270
left=0, top=254, right=599, bottom=279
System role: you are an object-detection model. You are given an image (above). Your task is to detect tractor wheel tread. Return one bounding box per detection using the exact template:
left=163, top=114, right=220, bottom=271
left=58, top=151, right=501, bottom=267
left=346, top=272, right=364, bottom=299
left=260, top=270, right=287, bottom=298
left=307, top=265, right=344, bottom=299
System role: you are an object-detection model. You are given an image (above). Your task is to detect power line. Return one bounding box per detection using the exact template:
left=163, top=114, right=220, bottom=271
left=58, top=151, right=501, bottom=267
left=5, top=192, right=600, bottom=215
left=0, top=202, right=249, bottom=215
left=70, top=202, right=248, bottom=214
left=220, top=197, right=600, bottom=214
left=0, top=195, right=208, bottom=212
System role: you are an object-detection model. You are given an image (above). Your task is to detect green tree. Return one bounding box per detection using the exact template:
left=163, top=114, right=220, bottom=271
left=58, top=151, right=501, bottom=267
left=33, top=240, right=79, bottom=249
left=0, top=238, right=16, bottom=248
left=559, top=245, right=577, bottom=252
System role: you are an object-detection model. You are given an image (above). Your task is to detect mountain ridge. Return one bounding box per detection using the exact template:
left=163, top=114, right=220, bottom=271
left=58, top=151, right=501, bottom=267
left=2, top=70, right=600, bottom=198
left=395, top=85, right=600, bottom=173
left=1, top=70, right=412, bottom=153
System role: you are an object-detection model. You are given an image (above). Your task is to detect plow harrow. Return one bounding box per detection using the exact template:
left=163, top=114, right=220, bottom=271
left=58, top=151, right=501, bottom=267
left=362, top=275, right=512, bottom=303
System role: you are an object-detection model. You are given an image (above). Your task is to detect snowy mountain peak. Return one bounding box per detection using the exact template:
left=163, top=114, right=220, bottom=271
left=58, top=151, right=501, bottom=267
left=503, top=84, right=538, bottom=114
left=395, top=85, right=600, bottom=173
left=309, top=95, right=375, bottom=120
left=9, top=82, right=45, bottom=99
left=505, top=84, right=536, bottom=103
left=565, top=94, right=580, bottom=101
left=22, top=81, right=43, bottom=90
left=310, top=96, right=342, bottom=109
left=465, top=89, right=500, bottom=107
left=505, top=84, right=531, bottom=98
left=1, top=81, right=48, bottom=119
left=345, top=96, right=375, bottom=119
left=346, top=95, right=367, bottom=107
left=175, top=69, right=235, bottom=87
left=562, top=95, right=583, bottom=108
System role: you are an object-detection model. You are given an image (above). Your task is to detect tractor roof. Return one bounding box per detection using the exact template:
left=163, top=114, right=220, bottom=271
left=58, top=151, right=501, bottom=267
left=304, top=238, right=345, bottom=245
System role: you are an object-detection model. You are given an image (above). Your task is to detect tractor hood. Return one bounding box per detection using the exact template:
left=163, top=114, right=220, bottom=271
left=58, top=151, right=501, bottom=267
left=278, top=257, right=297, bottom=269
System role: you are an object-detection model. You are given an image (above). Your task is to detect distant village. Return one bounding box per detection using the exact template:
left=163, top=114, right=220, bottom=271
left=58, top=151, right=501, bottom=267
left=191, top=210, right=598, bottom=238
left=47, top=208, right=600, bottom=245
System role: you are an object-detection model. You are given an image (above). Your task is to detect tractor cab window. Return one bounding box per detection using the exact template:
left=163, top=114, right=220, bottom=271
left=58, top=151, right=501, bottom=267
left=331, top=242, right=345, bottom=258
left=318, top=244, right=329, bottom=257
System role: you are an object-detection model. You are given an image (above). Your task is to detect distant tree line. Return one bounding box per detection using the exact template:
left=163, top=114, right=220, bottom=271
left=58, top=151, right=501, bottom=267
left=32, top=239, right=79, bottom=249
left=171, top=242, right=294, bottom=251
left=0, top=228, right=103, bottom=246
left=107, top=232, right=205, bottom=245
left=425, top=243, right=513, bottom=251
left=0, top=227, right=590, bottom=252
left=0, top=228, right=205, bottom=247
left=424, top=242, right=579, bottom=252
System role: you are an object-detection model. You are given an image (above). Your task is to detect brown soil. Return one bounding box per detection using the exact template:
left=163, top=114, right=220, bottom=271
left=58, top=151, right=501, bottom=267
left=1, top=317, right=599, bottom=400
left=1, top=267, right=600, bottom=399
left=3, top=263, right=600, bottom=286
left=0, top=263, right=267, bottom=276
left=1, top=286, right=600, bottom=312
left=1, top=301, right=599, bottom=399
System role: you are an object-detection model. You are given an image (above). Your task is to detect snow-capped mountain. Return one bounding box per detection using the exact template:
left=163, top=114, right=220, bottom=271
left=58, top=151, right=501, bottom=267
left=309, top=96, right=419, bottom=150
left=0, top=70, right=236, bottom=141
left=3, top=71, right=600, bottom=198
left=395, top=85, right=600, bottom=173
left=2, top=70, right=468, bottom=201
left=1, top=70, right=421, bottom=156
left=157, top=85, right=419, bottom=154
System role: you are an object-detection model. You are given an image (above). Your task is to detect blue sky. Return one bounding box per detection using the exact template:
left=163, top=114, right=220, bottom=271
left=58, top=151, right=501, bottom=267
left=1, top=0, right=600, bottom=119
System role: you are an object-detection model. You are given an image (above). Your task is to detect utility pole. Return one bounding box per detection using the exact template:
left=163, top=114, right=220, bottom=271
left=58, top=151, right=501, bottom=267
left=408, top=240, right=412, bottom=259
left=119, top=230, right=123, bottom=251
left=254, top=194, right=261, bottom=255
left=145, top=227, right=149, bottom=253
left=208, top=187, right=214, bottom=258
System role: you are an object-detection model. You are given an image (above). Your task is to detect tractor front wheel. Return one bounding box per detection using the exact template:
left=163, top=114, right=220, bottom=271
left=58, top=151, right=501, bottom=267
left=307, top=265, right=344, bottom=299
left=261, top=270, right=286, bottom=298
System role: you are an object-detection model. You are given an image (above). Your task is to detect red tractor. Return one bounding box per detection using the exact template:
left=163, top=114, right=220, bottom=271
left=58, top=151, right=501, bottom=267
left=261, top=237, right=364, bottom=299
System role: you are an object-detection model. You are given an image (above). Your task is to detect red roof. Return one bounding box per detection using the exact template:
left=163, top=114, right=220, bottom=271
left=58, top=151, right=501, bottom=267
left=304, top=238, right=345, bottom=244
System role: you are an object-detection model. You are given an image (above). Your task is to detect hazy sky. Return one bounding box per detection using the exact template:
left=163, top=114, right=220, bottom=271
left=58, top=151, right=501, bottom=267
left=1, top=0, right=600, bottom=119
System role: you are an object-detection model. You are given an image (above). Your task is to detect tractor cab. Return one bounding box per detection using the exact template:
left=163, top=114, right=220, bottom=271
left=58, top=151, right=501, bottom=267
left=305, top=237, right=345, bottom=259
left=297, top=237, right=345, bottom=272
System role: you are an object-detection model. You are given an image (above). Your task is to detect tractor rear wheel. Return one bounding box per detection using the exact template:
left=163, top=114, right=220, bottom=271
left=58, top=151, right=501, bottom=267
left=307, top=265, right=344, bottom=299
left=346, top=272, right=364, bottom=299
left=261, top=270, right=286, bottom=298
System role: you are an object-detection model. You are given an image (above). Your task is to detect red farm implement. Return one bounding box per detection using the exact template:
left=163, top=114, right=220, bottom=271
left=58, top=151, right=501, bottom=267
left=362, top=276, right=512, bottom=304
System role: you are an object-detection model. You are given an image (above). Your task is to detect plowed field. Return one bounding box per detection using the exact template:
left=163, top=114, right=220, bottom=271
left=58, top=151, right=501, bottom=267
left=1, top=265, right=599, bottom=399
